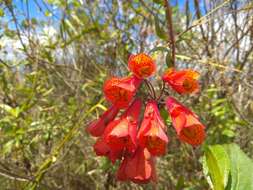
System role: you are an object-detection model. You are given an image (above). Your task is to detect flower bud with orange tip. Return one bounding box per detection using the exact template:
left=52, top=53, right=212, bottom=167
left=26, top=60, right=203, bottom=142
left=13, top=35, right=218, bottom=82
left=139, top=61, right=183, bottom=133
left=165, top=97, right=205, bottom=146
left=104, top=98, right=142, bottom=153
left=117, top=147, right=157, bottom=184
left=137, top=100, right=169, bottom=156
left=162, top=68, right=200, bottom=94
left=93, top=137, right=122, bottom=163
left=86, top=105, right=119, bottom=137
left=103, top=75, right=142, bottom=108
left=128, top=53, right=156, bottom=79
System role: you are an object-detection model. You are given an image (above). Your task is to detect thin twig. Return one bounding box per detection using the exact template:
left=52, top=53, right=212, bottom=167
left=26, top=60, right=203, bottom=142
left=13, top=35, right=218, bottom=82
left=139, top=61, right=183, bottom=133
left=177, top=0, right=231, bottom=40
left=194, top=0, right=211, bottom=57
left=144, top=80, right=156, bottom=99
left=164, top=0, right=175, bottom=67
left=156, top=81, right=165, bottom=102
left=0, top=168, right=32, bottom=182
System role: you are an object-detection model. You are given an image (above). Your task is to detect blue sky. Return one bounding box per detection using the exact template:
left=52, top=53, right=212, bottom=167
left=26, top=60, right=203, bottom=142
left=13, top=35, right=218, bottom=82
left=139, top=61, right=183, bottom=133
left=12, top=0, right=199, bottom=20
left=5, top=0, right=205, bottom=31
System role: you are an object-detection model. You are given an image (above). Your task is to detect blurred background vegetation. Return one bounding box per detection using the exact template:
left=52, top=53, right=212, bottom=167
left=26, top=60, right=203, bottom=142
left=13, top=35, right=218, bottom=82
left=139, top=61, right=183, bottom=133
left=0, top=0, right=253, bottom=189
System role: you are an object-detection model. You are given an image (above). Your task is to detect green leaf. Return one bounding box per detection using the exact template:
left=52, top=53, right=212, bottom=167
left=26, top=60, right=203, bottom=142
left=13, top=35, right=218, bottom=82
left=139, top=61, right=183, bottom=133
left=22, top=19, right=29, bottom=28
left=160, top=107, right=168, bottom=122
left=203, top=144, right=253, bottom=190
left=31, top=18, right=38, bottom=25
left=159, top=107, right=171, bottom=126
left=153, top=0, right=163, bottom=5
left=175, top=54, right=191, bottom=61
left=4, top=28, right=16, bottom=38
left=2, top=140, right=15, bottom=155
left=176, top=176, right=184, bottom=190
left=204, top=145, right=230, bottom=190
left=203, top=156, right=213, bottom=188
left=165, top=52, right=173, bottom=67
left=0, top=104, right=13, bottom=114
left=224, top=144, right=253, bottom=190
left=0, top=104, right=21, bottom=118
left=222, top=129, right=235, bottom=138
left=149, top=46, right=170, bottom=54
left=0, top=8, right=5, bottom=17
left=154, top=16, right=167, bottom=40
left=45, top=10, right=52, bottom=17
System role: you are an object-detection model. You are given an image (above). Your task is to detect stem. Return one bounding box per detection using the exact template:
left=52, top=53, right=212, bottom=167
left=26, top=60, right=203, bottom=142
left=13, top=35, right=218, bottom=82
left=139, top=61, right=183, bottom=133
left=144, top=79, right=156, bottom=100
left=164, top=0, right=176, bottom=67
left=156, top=81, right=165, bottom=102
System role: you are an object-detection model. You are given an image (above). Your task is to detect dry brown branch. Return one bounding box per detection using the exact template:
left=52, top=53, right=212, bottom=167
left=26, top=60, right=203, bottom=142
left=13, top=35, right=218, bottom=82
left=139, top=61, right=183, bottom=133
left=164, top=0, right=176, bottom=67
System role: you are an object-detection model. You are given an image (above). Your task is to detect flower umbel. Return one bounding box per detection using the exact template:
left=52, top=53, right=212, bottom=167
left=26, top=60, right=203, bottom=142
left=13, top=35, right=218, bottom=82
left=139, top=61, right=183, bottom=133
left=86, top=52, right=207, bottom=184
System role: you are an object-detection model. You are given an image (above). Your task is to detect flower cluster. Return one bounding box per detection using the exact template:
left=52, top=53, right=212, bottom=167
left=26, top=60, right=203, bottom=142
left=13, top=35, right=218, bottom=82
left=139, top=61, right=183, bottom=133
left=86, top=53, right=205, bottom=184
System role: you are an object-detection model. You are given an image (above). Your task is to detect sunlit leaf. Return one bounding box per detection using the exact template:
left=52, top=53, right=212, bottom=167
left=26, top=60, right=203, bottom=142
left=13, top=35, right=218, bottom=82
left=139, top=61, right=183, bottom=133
left=224, top=144, right=253, bottom=190
left=204, top=145, right=230, bottom=190
left=203, top=144, right=253, bottom=190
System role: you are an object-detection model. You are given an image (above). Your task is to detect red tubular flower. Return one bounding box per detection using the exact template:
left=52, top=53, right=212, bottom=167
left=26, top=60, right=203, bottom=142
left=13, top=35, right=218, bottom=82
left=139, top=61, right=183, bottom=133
left=128, top=53, right=156, bottom=79
left=162, top=68, right=200, bottom=94
left=166, top=97, right=205, bottom=146
left=104, top=98, right=142, bottom=153
left=138, top=100, right=169, bottom=156
left=103, top=75, right=142, bottom=108
left=117, top=147, right=157, bottom=184
left=86, top=105, right=119, bottom=137
left=93, top=137, right=122, bottom=163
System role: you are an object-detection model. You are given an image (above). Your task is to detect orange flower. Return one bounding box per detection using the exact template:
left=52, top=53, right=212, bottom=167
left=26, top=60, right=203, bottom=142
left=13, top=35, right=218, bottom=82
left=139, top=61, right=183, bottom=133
left=166, top=97, right=205, bottom=146
left=138, top=100, right=169, bottom=156
left=104, top=99, right=142, bottom=153
left=128, top=53, right=156, bottom=79
left=117, top=147, right=157, bottom=184
left=86, top=105, right=119, bottom=137
left=103, top=75, right=142, bottom=108
left=162, top=68, right=200, bottom=94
